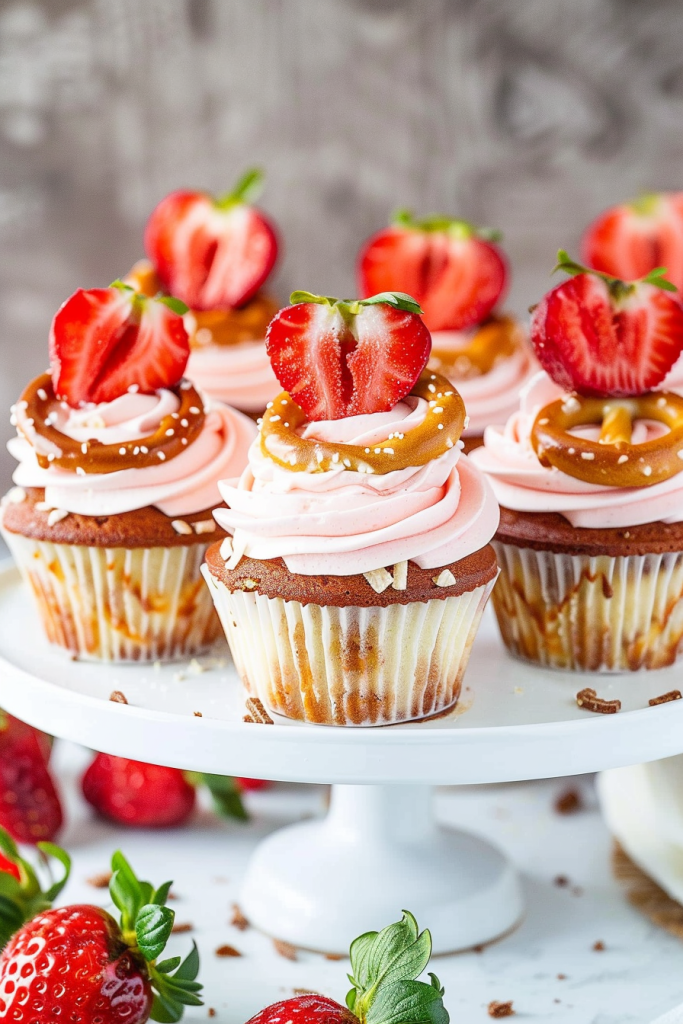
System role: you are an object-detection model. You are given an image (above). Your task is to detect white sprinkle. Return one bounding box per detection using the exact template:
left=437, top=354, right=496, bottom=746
left=36, top=388, right=47, bottom=401
left=5, top=486, right=26, bottom=504
left=47, top=508, right=69, bottom=527
left=374, top=448, right=381, bottom=454
left=36, top=501, right=53, bottom=512
left=180, top=419, right=189, bottom=428
left=316, top=451, right=324, bottom=463
left=562, top=396, right=581, bottom=414
left=437, top=423, right=444, bottom=430
left=430, top=374, right=436, bottom=380
left=463, top=416, right=470, bottom=430
left=343, top=458, right=351, bottom=468
left=581, top=452, right=595, bottom=460
left=171, top=412, right=179, bottom=419
left=618, top=454, right=629, bottom=464
left=568, top=447, right=575, bottom=455
left=392, top=561, right=408, bottom=590
left=433, top=406, right=443, bottom=414
left=81, top=442, right=88, bottom=454
left=284, top=422, right=290, bottom=428
left=188, top=658, right=205, bottom=675
left=140, top=446, right=148, bottom=454
left=193, top=520, right=216, bottom=534
left=385, top=447, right=394, bottom=455
left=76, top=466, right=86, bottom=476
left=642, top=465, right=652, bottom=477
left=133, top=446, right=140, bottom=456
left=189, top=406, right=201, bottom=414
left=180, top=379, right=192, bottom=390
left=433, top=569, right=456, bottom=587
left=182, top=438, right=188, bottom=445
left=445, top=391, right=453, bottom=396
left=363, top=567, right=393, bottom=593
left=446, top=438, right=454, bottom=448
left=158, top=452, right=166, bottom=461
left=332, top=452, right=340, bottom=463
left=269, top=415, right=281, bottom=422
left=657, top=396, right=667, bottom=408
left=47, top=453, right=55, bottom=462
left=119, top=447, right=126, bottom=455
left=128, top=384, right=139, bottom=393
left=220, top=537, right=233, bottom=561
left=171, top=519, right=193, bottom=535
left=538, top=417, right=549, bottom=426
left=281, top=399, right=288, bottom=405
left=165, top=428, right=175, bottom=437
left=428, top=383, right=436, bottom=393
left=365, top=448, right=371, bottom=454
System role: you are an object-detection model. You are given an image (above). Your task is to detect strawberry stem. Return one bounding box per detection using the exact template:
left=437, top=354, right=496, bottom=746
left=215, top=167, right=265, bottom=209
left=628, top=192, right=663, bottom=218
left=289, top=290, right=424, bottom=316
left=392, top=208, right=502, bottom=242
left=553, top=248, right=678, bottom=295
left=0, top=827, right=71, bottom=950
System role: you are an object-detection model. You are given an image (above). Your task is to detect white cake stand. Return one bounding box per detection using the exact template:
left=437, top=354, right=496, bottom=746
left=1, top=563, right=683, bottom=954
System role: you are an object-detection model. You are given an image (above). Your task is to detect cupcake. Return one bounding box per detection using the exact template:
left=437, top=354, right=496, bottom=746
left=358, top=211, right=535, bottom=451
left=1, top=281, right=256, bottom=661
left=472, top=251, right=683, bottom=672
left=582, top=191, right=683, bottom=394
left=127, top=168, right=281, bottom=416
left=202, top=290, right=500, bottom=726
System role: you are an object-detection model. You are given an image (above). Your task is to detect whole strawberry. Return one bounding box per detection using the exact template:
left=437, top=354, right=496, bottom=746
left=82, top=753, right=248, bottom=827
left=0, top=712, right=63, bottom=843
left=0, top=827, right=70, bottom=950
left=0, top=850, right=201, bottom=1023
left=246, top=911, right=449, bottom=1024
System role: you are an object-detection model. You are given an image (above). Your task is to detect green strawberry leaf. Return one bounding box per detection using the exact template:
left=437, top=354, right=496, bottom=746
left=157, top=295, right=189, bottom=315
left=136, top=904, right=175, bottom=962
left=151, top=991, right=184, bottom=1024
left=149, top=942, right=203, bottom=1022
left=359, top=292, right=423, bottom=315
left=0, top=827, right=71, bottom=949
left=642, top=266, right=678, bottom=292
left=350, top=910, right=419, bottom=991
left=365, top=979, right=450, bottom=1024
left=156, top=956, right=182, bottom=975
left=200, top=774, right=248, bottom=821
left=289, top=290, right=337, bottom=307
left=152, top=880, right=174, bottom=907
left=37, top=842, right=71, bottom=903
left=0, top=894, right=25, bottom=949
left=174, top=941, right=201, bottom=982
left=216, top=168, right=265, bottom=209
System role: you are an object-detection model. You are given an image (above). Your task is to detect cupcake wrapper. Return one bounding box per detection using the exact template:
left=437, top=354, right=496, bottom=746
left=492, top=541, right=683, bottom=672
left=2, top=529, right=221, bottom=662
left=203, top=566, right=495, bottom=726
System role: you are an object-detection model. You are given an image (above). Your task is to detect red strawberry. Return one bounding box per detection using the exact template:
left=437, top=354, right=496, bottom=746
left=246, top=912, right=449, bottom=1024
left=358, top=211, right=507, bottom=332
left=82, top=754, right=247, bottom=828
left=582, top=192, right=683, bottom=292
left=0, top=851, right=202, bottom=1023
left=237, top=777, right=270, bottom=791
left=266, top=291, right=431, bottom=421
left=144, top=168, right=278, bottom=311
left=49, top=283, right=190, bottom=407
left=530, top=251, right=683, bottom=397
left=0, top=827, right=70, bottom=950
left=0, top=713, right=62, bottom=844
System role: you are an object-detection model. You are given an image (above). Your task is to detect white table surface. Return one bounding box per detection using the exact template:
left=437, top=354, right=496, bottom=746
left=49, top=742, right=683, bottom=1024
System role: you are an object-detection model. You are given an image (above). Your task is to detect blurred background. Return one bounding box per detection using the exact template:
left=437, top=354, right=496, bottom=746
left=2, top=0, right=683, bottom=487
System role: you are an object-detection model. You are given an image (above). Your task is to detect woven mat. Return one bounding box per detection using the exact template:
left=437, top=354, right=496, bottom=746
left=613, top=842, right=683, bottom=939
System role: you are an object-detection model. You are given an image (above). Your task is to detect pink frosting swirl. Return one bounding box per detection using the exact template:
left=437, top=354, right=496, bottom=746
left=214, top=397, right=500, bottom=576
left=471, top=371, right=683, bottom=528
left=430, top=330, right=536, bottom=436
left=186, top=341, right=280, bottom=412
left=8, top=389, right=257, bottom=516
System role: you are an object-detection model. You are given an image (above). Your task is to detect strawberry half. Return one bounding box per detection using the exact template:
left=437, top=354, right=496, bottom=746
left=266, top=291, right=431, bottom=421
left=530, top=251, right=683, bottom=397
left=582, top=192, right=683, bottom=292
left=144, top=168, right=278, bottom=310
left=358, top=211, right=507, bottom=332
left=0, top=713, right=62, bottom=845
left=49, top=283, right=190, bottom=406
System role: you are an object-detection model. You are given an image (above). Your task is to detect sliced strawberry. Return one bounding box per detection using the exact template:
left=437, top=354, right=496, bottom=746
left=0, top=714, right=63, bottom=844
left=266, top=291, right=431, bottom=421
left=358, top=212, right=508, bottom=332
left=49, top=284, right=190, bottom=406
left=582, top=193, right=683, bottom=292
left=530, top=252, right=683, bottom=397
left=144, top=169, right=279, bottom=311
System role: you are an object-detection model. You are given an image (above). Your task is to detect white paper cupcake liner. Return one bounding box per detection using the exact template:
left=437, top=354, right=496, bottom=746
left=2, top=529, right=221, bottom=662
left=203, top=566, right=495, bottom=726
left=492, top=541, right=683, bottom=672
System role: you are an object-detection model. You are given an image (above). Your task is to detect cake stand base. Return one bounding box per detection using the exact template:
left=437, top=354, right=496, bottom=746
left=240, top=783, right=524, bottom=955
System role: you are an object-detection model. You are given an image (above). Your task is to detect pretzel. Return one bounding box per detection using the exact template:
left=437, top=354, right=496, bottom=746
left=15, top=373, right=206, bottom=474
left=260, top=370, right=466, bottom=474
left=531, top=391, right=683, bottom=487
left=430, top=314, right=524, bottom=380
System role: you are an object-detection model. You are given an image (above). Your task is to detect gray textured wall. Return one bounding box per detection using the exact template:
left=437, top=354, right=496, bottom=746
left=1, top=0, right=683, bottom=489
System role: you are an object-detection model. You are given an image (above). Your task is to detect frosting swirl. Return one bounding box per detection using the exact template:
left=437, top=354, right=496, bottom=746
left=471, top=371, right=683, bottom=529
left=214, top=397, right=500, bottom=576
left=8, top=383, right=257, bottom=517
left=429, top=320, right=536, bottom=436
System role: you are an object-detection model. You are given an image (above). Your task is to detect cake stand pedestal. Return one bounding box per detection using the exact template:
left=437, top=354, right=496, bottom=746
left=1, top=563, right=682, bottom=954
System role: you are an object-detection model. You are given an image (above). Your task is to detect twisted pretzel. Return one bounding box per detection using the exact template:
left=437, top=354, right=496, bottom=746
left=531, top=391, right=683, bottom=488
left=260, top=370, right=466, bottom=474
left=429, top=314, right=524, bottom=380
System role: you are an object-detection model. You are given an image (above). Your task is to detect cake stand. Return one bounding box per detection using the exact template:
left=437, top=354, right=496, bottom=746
left=1, top=563, right=683, bottom=955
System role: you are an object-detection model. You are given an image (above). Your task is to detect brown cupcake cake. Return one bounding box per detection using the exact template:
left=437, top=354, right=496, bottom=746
left=1, top=281, right=256, bottom=661
left=203, top=290, right=500, bottom=726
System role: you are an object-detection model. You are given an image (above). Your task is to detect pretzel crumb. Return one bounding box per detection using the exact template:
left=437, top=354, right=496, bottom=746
left=171, top=922, right=193, bottom=934
left=649, top=690, right=682, bottom=706
left=392, top=560, right=408, bottom=590
left=555, top=789, right=582, bottom=815
left=363, top=567, right=393, bottom=593
left=230, top=904, right=249, bottom=931
left=244, top=697, right=273, bottom=725
left=273, top=938, right=298, bottom=961
left=87, top=871, right=112, bottom=889
left=325, top=952, right=344, bottom=960
left=171, top=519, right=193, bottom=535
left=593, top=940, right=605, bottom=951
left=433, top=569, right=456, bottom=587
left=208, top=1010, right=216, bottom=1018
left=109, top=690, right=128, bottom=705
left=215, top=944, right=242, bottom=957
left=576, top=688, right=621, bottom=714
left=488, top=1000, right=515, bottom=1018
left=193, top=711, right=203, bottom=717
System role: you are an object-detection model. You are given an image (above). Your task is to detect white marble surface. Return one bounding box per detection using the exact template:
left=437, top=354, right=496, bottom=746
left=51, top=742, right=683, bottom=1024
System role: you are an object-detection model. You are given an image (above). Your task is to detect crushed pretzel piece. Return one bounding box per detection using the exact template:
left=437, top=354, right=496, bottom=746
left=391, top=560, right=408, bottom=590
left=273, top=938, right=297, bottom=961
left=649, top=690, right=682, bottom=706
left=488, top=1001, right=515, bottom=1018
left=109, top=690, right=128, bottom=705
left=171, top=922, right=193, bottom=934
left=87, top=871, right=112, bottom=889
left=244, top=697, right=273, bottom=725
left=363, top=567, right=393, bottom=593
left=193, top=519, right=216, bottom=534
left=215, top=944, right=242, bottom=957
left=230, top=904, right=249, bottom=931
left=576, top=688, right=621, bottom=714
left=433, top=569, right=456, bottom=587
left=171, top=519, right=193, bottom=535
